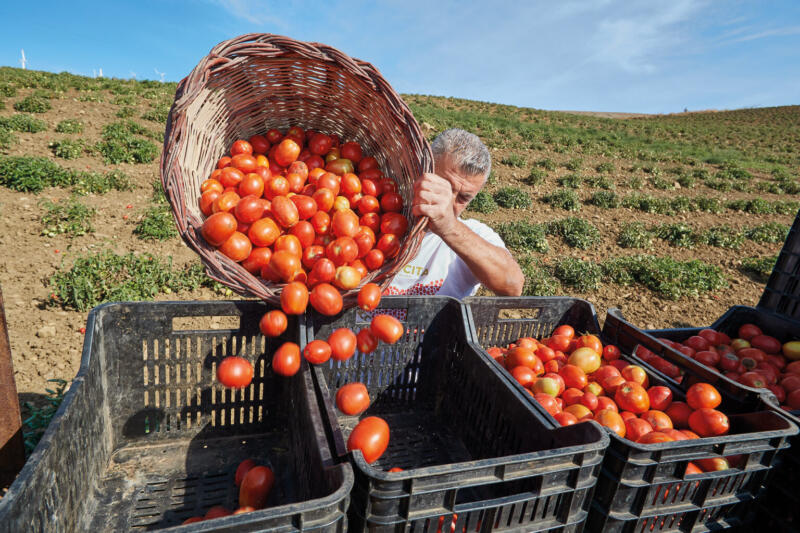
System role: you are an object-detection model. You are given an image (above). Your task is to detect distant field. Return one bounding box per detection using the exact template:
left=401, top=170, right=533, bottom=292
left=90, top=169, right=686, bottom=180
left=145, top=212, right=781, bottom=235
left=0, top=67, right=796, bottom=436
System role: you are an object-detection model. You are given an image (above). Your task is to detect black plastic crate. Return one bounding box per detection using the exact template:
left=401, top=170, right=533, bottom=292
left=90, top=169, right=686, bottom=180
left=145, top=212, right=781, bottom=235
left=464, top=297, right=797, bottom=533
left=0, top=301, right=352, bottom=533
left=304, top=296, right=609, bottom=532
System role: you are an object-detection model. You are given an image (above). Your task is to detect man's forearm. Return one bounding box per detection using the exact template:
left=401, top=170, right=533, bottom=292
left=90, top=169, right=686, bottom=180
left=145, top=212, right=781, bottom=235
left=437, top=220, right=524, bottom=296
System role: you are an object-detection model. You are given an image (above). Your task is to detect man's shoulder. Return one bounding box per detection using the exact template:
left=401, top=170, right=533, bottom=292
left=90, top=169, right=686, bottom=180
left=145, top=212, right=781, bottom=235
left=460, top=217, right=503, bottom=242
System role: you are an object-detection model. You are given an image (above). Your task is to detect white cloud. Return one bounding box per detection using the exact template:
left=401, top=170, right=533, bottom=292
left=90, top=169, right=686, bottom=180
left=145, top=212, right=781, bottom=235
left=726, top=25, right=800, bottom=43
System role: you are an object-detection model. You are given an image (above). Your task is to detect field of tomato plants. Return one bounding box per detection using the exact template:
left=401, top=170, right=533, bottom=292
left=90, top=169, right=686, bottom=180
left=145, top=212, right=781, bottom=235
left=0, top=66, right=797, bottom=452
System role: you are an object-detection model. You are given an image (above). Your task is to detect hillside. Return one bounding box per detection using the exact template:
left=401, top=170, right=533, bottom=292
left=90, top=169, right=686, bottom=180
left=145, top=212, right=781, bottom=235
left=0, top=68, right=796, bottom=442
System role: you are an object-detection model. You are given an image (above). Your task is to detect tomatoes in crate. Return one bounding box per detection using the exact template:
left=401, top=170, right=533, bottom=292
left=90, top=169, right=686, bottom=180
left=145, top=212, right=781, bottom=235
left=486, top=327, right=732, bottom=471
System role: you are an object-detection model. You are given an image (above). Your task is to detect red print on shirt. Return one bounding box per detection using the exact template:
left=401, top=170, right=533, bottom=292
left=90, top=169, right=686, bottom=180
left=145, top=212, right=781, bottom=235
left=383, top=279, right=444, bottom=296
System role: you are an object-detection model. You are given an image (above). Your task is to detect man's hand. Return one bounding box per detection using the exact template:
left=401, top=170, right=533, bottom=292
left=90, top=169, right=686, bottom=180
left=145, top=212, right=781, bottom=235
left=412, top=173, right=457, bottom=236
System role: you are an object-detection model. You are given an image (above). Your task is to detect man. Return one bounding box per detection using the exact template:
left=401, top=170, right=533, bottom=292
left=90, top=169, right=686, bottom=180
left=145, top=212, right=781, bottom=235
left=385, top=128, right=524, bottom=298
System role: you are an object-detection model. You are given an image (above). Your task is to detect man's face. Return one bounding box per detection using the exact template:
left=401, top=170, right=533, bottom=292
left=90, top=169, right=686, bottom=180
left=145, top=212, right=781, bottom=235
left=433, top=155, right=486, bottom=217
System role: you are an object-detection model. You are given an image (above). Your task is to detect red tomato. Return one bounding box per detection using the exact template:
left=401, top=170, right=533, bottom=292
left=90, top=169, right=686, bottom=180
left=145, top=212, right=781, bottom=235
left=274, top=139, right=300, bottom=167
left=281, top=282, right=309, bottom=315
left=272, top=342, right=301, bottom=376
left=200, top=190, right=221, bottom=216
left=534, top=393, right=561, bottom=416
left=249, top=134, right=269, bottom=154
left=554, top=411, right=578, bottom=426
left=220, top=167, right=245, bottom=188
left=647, top=386, right=673, bottom=411
left=329, top=328, right=357, bottom=361
left=663, top=401, right=691, bottom=428
left=360, top=212, right=381, bottom=234
left=231, top=139, right=253, bottom=156
left=289, top=221, right=315, bottom=248
left=309, top=283, right=344, bottom=316
left=686, top=383, right=722, bottom=410
left=290, top=194, right=318, bottom=220
left=202, top=212, right=237, bottom=246
left=738, top=324, right=762, bottom=341
left=265, top=176, right=290, bottom=199
left=625, top=418, right=654, bottom=442
left=217, top=356, right=253, bottom=388
left=595, top=409, right=626, bottom=437
left=326, top=237, right=359, bottom=266
left=371, top=314, right=404, bottom=344
left=615, top=382, right=650, bottom=414
left=358, top=283, right=382, bottom=311
left=332, top=209, right=360, bottom=238
left=559, top=364, right=588, bottom=389
left=260, top=310, right=287, bottom=337
left=219, top=231, right=252, bottom=262
left=340, top=141, right=363, bottom=163
left=380, top=212, right=409, bottom=236
left=641, top=410, right=673, bottom=431
left=205, top=505, right=232, bottom=519
left=311, top=258, right=336, bottom=283
left=238, top=173, right=265, bottom=197
left=688, top=408, right=730, bottom=437
left=357, top=195, right=380, bottom=215
left=334, top=266, right=361, bottom=290
left=271, top=196, right=300, bottom=229
left=602, top=345, right=621, bottom=360
left=242, top=247, right=272, bottom=275
left=248, top=217, right=280, bottom=248
left=347, top=416, right=390, bottom=464
left=311, top=211, right=331, bottom=235
left=739, top=371, right=768, bottom=389
left=376, top=233, right=401, bottom=258
left=303, top=339, right=332, bottom=364
left=309, top=133, right=333, bottom=155
left=234, top=195, right=265, bottom=223
left=751, top=335, right=782, bottom=354
left=235, top=459, right=256, bottom=487
left=239, top=466, right=275, bottom=509
left=313, top=188, right=336, bottom=212
left=637, top=431, right=674, bottom=444
left=357, top=328, right=379, bottom=354
left=596, top=396, right=618, bottom=412
left=336, top=383, right=370, bottom=415
left=380, top=192, right=403, bottom=213
left=364, top=248, right=385, bottom=270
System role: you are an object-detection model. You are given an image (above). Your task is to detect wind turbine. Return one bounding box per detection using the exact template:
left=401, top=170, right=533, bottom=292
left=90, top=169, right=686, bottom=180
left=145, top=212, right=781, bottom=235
left=20, top=49, right=26, bottom=70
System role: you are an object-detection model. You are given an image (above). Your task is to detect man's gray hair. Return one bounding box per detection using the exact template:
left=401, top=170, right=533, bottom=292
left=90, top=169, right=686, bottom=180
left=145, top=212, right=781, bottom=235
left=431, top=128, right=491, bottom=180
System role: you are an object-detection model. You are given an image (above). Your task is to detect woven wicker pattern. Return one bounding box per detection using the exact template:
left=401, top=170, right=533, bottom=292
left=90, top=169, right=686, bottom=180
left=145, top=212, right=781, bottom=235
left=161, top=33, right=433, bottom=304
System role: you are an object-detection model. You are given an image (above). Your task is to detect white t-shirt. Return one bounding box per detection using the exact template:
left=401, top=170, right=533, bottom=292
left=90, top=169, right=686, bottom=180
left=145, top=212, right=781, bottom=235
left=384, top=218, right=507, bottom=300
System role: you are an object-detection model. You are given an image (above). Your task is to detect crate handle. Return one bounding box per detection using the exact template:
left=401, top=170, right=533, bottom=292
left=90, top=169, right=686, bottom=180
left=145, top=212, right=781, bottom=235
left=172, top=315, right=241, bottom=331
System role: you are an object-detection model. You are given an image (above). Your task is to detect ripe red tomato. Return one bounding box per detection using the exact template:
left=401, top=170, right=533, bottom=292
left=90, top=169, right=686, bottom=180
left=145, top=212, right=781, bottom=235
left=309, top=283, right=343, bottom=316
left=248, top=217, right=280, bottom=247
left=239, top=466, right=275, bottom=509
left=380, top=212, right=409, bottom=236
left=751, top=335, right=781, bottom=354
left=332, top=209, right=360, bottom=238
left=511, top=366, right=537, bottom=388
left=202, top=212, right=237, bottom=247
left=554, top=411, right=578, bottom=426
left=357, top=283, right=382, bottom=311
left=364, top=249, right=385, bottom=270
left=595, top=409, right=626, bottom=438
left=625, top=418, right=654, bottom=442
left=238, top=173, right=265, bottom=197
left=376, top=233, right=401, bottom=258
left=686, top=336, right=711, bottom=352
left=347, top=416, right=390, bottom=464
left=265, top=176, right=290, bottom=199
left=559, top=364, right=587, bottom=389
left=326, top=237, right=359, bottom=266
left=313, top=187, right=335, bottom=212
left=289, top=221, right=315, bottom=248
left=738, top=324, right=762, bottom=341
left=242, top=247, right=272, bottom=275
left=664, top=401, right=692, bottom=428
left=688, top=408, right=730, bottom=437
left=686, top=383, right=722, bottom=410
left=329, top=328, right=357, bottom=361
left=231, top=139, right=253, bottom=156
left=271, top=196, right=300, bottom=229
left=739, top=371, right=768, bottom=389
left=334, top=265, right=361, bottom=290
left=260, top=310, right=288, bottom=338
left=249, top=134, right=269, bottom=154
left=602, top=345, right=621, bottom=360
left=281, top=282, right=309, bottom=315
left=303, top=339, right=332, bottom=365
left=235, top=459, right=256, bottom=487
left=269, top=251, right=302, bottom=281
left=205, top=506, right=232, bottom=519
left=647, top=386, right=673, bottom=411
left=290, top=194, right=318, bottom=220
left=234, top=195, right=265, bottom=223
left=354, top=226, right=376, bottom=258
left=200, top=190, right=221, bottom=216
left=371, top=314, right=404, bottom=344
left=220, top=167, right=245, bottom=188
left=380, top=192, right=403, bottom=213
left=615, top=381, right=650, bottom=414
left=637, top=431, right=674, bottom=444
left=340, top=141, right=363, bottom=163
left=309, top=133, right=333, bottom=155
left=217, top=356, right=253, bottom=388
left=357, top=328, right=378, bottom=354
left=641, top=410, right=673, bottom=431
left=336, top=383, right=370, bottom=415
left=272, top=342, right=301, bottom=376
left=310, top=211, right=331, bottom=235
left=219, top=231, right=252, bottom=262
left=357, top=195, right=380, bottom=215
left=274, top=139, right=300, bottom=167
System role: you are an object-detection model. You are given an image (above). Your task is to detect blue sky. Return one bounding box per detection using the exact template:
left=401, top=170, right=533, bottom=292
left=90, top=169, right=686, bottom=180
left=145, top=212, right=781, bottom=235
left=1, top=1, right=798, bottom=113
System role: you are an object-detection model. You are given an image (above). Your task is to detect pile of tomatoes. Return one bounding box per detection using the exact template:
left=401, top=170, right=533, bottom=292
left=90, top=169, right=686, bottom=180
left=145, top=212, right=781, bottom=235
left=487, top=326, right=736, bottom=473
left=181, top=460, right=274, bottom=523
left=199, top=128, right=409, bottom=295
left=655, top=323, right=800, bottom=411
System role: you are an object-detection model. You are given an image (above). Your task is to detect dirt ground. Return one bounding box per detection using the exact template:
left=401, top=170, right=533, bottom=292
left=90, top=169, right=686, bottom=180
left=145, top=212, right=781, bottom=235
left=0, top=87, right=791, bottom=410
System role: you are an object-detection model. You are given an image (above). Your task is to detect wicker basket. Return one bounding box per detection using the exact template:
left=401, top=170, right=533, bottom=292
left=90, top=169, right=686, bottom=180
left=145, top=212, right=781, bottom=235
left=160, top=33, right=433, bottom=304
